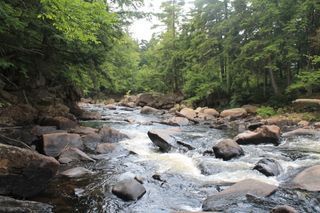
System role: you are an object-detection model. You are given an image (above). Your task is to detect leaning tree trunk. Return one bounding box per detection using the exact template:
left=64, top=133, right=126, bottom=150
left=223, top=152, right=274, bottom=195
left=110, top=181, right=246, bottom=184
left=268, top=68, right=279, bottom=95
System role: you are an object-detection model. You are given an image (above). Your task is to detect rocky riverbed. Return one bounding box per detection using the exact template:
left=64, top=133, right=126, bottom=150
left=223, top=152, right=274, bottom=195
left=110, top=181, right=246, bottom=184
left=1, top=96, right=320, bottom=212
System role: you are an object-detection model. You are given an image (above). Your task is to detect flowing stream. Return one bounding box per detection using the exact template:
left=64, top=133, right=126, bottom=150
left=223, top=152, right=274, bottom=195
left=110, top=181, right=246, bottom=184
left=33, top=104, right=320, bottom=212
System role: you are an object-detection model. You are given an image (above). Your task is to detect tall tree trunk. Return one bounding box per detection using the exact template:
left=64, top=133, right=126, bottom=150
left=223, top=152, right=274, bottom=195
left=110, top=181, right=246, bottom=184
left=268, top=68, right=279, bottom=95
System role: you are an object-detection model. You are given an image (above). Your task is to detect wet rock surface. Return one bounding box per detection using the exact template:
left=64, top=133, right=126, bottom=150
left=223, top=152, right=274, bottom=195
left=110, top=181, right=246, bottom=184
left=235, top=125, right=281, bottom=145
left=112, top=178, right=146, bottom=201
left=253, top=158, right=282, bottom=177
left=288, top=164, right=320, bottom=191
left=213, top=139, right=244, bottom=161
left=0, top=144, right=59, bottom=198
left=0, top=195, right=53, bottom=213
left=202, top=179, right=277, bottom=211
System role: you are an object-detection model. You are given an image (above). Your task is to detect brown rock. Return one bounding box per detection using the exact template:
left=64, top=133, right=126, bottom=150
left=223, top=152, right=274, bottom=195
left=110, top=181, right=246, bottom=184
left=38, top=116, right=78, bottom=130
left=31, top=125, right=62, bottom=136
left=162, top=116, right=189, bottom=126
left=42, top=133, right=83, bottom=157
left=220, top=108, right=247, bottom=119
left=0, top=144, right=59, bottom=198
left=70, top=126, right=98, bottom=135
left=235, top=125, right=280, bottom=145
left=202, top=179, right=277, bottom=211
left=79, top=111, right=102, bottom=120
left=290, top=164, right=320, bottom=191
left=180, top=108, right=197, bottom=120
left=0, top=104, right=38, bottom=126
left=140, top=106, right=159, bottom=114
left=96, top=143, right=117, bottom=154
left=242, top=105, right=258, bottom=114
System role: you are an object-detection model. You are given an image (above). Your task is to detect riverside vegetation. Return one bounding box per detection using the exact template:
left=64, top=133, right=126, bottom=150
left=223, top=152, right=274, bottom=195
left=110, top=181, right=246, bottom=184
left=0, top=0, right=320, bottom=212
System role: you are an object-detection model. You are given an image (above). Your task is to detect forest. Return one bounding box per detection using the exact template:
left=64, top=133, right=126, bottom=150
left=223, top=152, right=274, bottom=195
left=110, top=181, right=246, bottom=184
left=1, top=0, right=320, bottom=107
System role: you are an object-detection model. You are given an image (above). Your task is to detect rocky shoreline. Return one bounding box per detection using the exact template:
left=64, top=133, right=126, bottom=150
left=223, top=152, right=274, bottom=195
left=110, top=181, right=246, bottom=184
left=0, top=92, right=320, bottom=212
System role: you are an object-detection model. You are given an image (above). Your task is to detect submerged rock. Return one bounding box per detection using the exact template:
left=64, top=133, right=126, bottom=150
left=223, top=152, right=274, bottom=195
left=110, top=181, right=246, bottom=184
left=202, top=179, right=277, bottom=211
left=0, top=144, right=59, bottom=198
left=271, top=205, right=298, bottom=213
left=147, top=129, right=176, bottom=152
left=282, top=128, right=320, bottom=138
left=234, top=125, right=280, bottom=145
left=253, top=158, right=282, bottom=177
left=99, top=126, right=129, bottom=143
left=60, top=167, right=93, bottom=178
left=289, top=164, right=320, bottom=191
left=0, top=195, right=53, bottom=213
left=42, top=133, right=83, bottom=157
left=213, top=139, right=244, bottom=161
left=112, top=179, right=146, bottom=201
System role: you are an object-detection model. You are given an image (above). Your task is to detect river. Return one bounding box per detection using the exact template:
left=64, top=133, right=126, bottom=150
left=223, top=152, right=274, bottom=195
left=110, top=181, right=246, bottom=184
left=33, top=103, right=320, bottom=212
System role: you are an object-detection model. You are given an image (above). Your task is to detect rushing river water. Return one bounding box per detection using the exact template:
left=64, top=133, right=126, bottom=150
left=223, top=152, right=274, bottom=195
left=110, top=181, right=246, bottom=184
left=33, top=104, right=320, bottom=212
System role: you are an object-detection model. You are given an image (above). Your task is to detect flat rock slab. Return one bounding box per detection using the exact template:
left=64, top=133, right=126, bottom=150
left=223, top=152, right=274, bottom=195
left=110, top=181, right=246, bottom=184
left=59, top=147, right=95, bottom=164
left=112, top=179, right=146, bottom=201
left=60, top=167, right=93, bottom=178
left=289, top=164, right=320, bottom=191
left=0, top=144, right=59, bottom=198
left=0, top=195, right=53, bottom=213
left=148, top=129, right=177, bottom=152
left=202, top=179, right=277, bottom=211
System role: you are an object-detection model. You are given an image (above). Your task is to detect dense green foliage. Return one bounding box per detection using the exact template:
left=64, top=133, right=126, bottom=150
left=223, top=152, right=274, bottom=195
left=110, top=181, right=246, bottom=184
left=0, top=0, right=141, bottom=97
left=138, top=0, right=320, bottom=106
left=1, top=0, right=320, bottom=107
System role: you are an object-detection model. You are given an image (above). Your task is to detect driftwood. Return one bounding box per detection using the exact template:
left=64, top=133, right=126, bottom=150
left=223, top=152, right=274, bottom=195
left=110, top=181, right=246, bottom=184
left=292, top=99, right=320, bottom=105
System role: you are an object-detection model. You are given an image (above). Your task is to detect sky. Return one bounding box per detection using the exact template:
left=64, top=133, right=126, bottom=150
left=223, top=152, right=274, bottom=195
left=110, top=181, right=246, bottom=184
left=128, top=0, right=194, bottom=41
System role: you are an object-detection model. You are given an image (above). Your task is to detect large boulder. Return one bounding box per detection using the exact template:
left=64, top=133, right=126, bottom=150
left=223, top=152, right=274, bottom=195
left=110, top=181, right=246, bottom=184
left=0, top=144, right=59, bottom=198
left=202, top=179, right=277, bottom=211
left=213, top=139, right=244, bottom=161
left=241, top=105, right=258, bottom=114
left=202, top=108, right=219, bottom=117
left=179, top=108, right=197, bottom=120
left=31, top=125, right=63, bottom=137
left=220, top=108, right=247, bottom=119
left=288, top=164, right=320, bottom=191
left=38, top=116, right=78, bottom=130
left=82, top=133, right=102, bottom=152
left=0, top=196, right=53, bottom=213
left=136, top=93, right=183, bottom=109
left=112, top=179, right=146, bottom=201
left=99, top=127, right=129, bottom=143
left=234, top=125, right=281, bottom=145
left=253, top=158, right=282, bottom=177
left=147, top=129, right=176, bottom=152
left=42, top=133, right=83, bottom=157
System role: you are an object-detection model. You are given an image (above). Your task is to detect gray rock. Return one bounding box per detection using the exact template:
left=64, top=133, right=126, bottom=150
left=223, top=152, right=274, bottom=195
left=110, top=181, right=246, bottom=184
left=213, top=139, right=244, bottom=161
left=140, top=106, right=159, bottom=114
left=253, top=158, right=282, bottom=177
left=99, top=127, right=129, bottom=143
left=202, top=179, right=277, bottom=211
left=112, top=179, right=146, bottom=201
left=58, top=147, right=95, bottom=164
left=288, top=164, right=320, bottom=191
left=42, top=133, right=83, bottom=157
left=147, top=129, right=176, bottom=152
left=60, top=167, right=93, bottom=178
left=82, top=133, right=102, bottom=152
left=0, top=195, right=53, bottom=213
left=0, top=144, right=59, bottom=198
